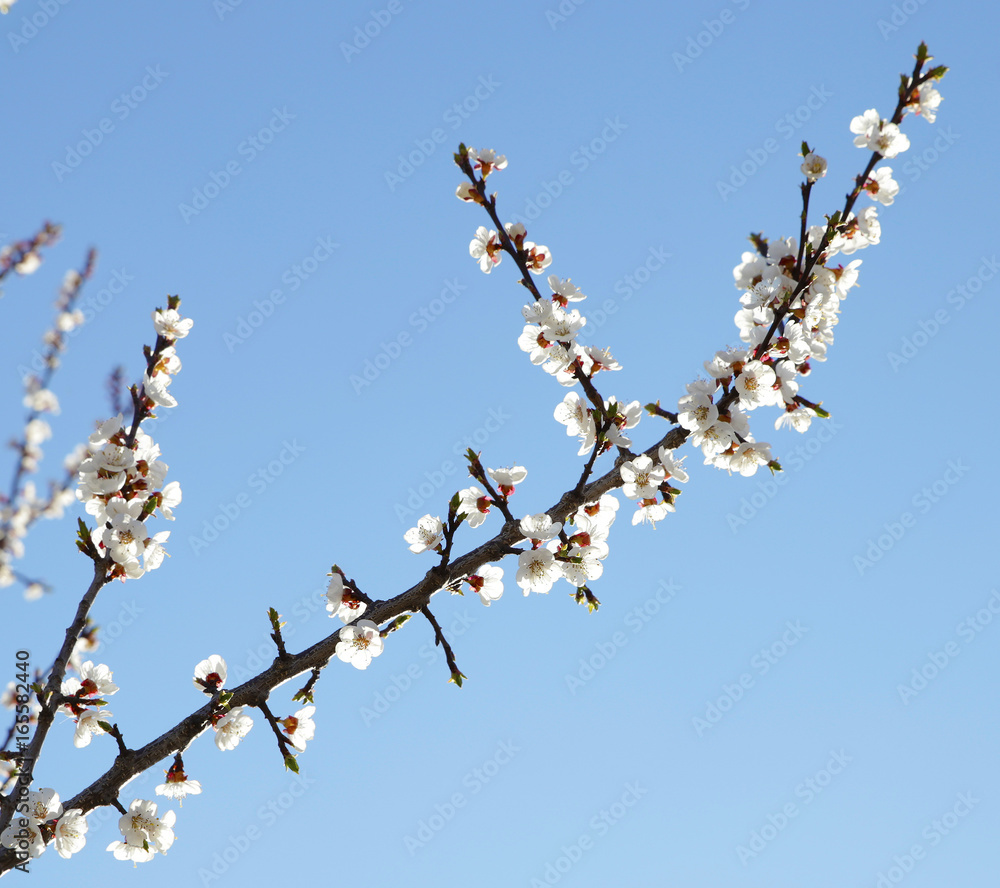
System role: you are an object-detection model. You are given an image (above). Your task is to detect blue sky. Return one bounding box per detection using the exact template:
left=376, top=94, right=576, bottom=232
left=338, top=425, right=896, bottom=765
left=3, top=0, right=998, bottom=885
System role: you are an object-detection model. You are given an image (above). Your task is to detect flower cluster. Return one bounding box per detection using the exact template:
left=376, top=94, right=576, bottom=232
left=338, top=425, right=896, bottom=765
left=459, top=149, right=636, bottom=462
left=469, top=221, right=552, bottom=277
left=455, top=51, right=945, bottom=533
left=515, top=494, right=619, bottom=594
left=518, top=276, right=623, bottom=392
left=458, top=151, right=555, bottom=282
left=106, top=799, right=175, bottom=863
left=554, top=391, right=639, bottom=456
left=455, top=147, right=506, bottom=207
left=193, top=655, right=255, bottom=749
left=680, top=83, right=944, bottom=478
left=76, top=304, right=191, bottom=579
left=850, top=108, right=910, bottom=157
left=519, top=274, right=633, bottom=456
left=58, top=660, right=119, bottom=748
left=77, top=415, right=176, bottom=578
left=0, top=787, right=87, bottom=860
left=0, top=222, right=59, bottom=283
left=1, top=263, right=91, bottom=595
left=0, top=51, right=951, bottom=877
left=417, top=493, right=618, bottom=605
left=678, top=347, right=782, bottom=475
left=404, top=465, right=527, bottom=557
left=619, top=448, right=689, bottom=526
left=0, top=458, right=80, bottom=587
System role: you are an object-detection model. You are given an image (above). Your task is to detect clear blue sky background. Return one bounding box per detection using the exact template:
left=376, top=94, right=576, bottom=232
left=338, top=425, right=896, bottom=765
left=3, top=1, right=998, bottom=886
